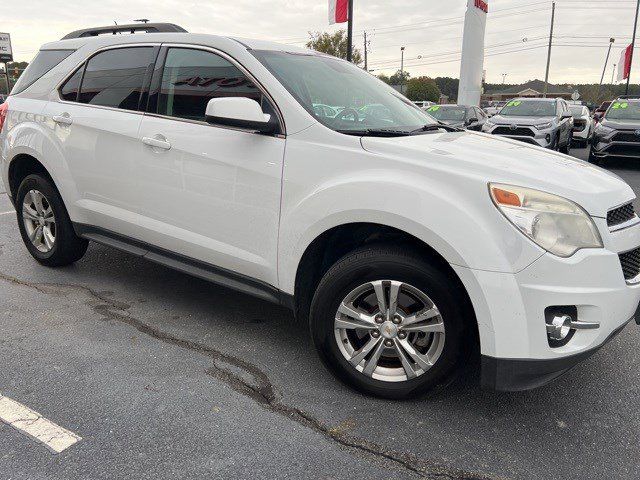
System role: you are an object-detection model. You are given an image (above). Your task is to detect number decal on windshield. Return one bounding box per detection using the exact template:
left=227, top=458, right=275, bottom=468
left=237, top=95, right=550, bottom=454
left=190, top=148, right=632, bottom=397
left=612, top=102, right=629, bottom=109
left=427, top=106, right=440, bottom=112
left=506, top=100, right=522, bottom=107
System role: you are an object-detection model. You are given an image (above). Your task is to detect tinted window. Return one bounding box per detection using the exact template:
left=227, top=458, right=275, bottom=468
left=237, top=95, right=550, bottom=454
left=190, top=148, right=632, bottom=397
left=59, top=67, right=83, bottom=101
left=11, top=49, right=74, bottom=95
left=156, top=48, right=267, bottom=122
left=79, top=47, right=155, bottom=110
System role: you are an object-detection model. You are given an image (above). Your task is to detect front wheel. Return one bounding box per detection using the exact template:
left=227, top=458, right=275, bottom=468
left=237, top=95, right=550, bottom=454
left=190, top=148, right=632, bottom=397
left=309, top=245, right=472, bottom=399
left=559, top=133, right=571, bottom=154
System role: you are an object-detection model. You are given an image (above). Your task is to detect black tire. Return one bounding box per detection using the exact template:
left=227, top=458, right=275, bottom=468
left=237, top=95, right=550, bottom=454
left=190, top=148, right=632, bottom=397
left=16, top=174, right=88, bottom=267
left=559, top=135, right=571, bottom=154
left=309, top=245, right=472, bottom=399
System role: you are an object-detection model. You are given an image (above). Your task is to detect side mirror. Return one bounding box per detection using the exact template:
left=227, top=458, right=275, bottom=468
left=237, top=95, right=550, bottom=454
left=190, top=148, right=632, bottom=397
left=561, top=112, right=573, bottom=120
left=205, top=97, right=277, bottom=134
left=466, top=117, right=479, bottom=126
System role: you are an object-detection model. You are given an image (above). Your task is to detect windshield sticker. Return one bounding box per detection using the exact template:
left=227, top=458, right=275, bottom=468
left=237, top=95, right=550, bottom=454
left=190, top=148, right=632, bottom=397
left=427, top=106, right=440, bottom=112
left=506, top=101, right=522, bottom=107
left=612, top=102, right=629, bottom=109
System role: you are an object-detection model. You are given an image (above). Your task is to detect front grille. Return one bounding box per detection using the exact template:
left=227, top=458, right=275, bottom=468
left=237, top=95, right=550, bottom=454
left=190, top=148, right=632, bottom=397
left=612, top=131, right=640, bottom=143
left=619, top=247, right=640, bottom=281
left=608, top=203, right=636, bottom=227
left=492, top=126, right=535, bottom=137
left=603, top=144, right=640, bottom=157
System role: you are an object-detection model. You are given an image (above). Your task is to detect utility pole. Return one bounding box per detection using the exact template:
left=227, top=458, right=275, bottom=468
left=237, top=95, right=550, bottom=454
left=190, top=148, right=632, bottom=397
left=363, top=31, right=368, bottom=70
left=400, top=46, right=406, bottom=94
left=543, top=1, right=556, bottom=98
left=501, top=73, right=508, bottom=85
left=598, top=38, right=615, bottom=96
left=626, top=0, right=640, bottom=95
left=346, top=0, right=354, bottom=62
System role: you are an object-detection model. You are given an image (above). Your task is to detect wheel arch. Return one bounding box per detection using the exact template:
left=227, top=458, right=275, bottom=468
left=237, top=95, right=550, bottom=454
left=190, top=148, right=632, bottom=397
left=8, top=153, right=57, bottom=202
left=292, top=221, right=480, bottom=354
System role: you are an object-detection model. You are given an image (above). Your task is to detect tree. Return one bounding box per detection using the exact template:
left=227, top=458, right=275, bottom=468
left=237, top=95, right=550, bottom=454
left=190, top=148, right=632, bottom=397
left=406, top=76, right=441, bottom=102
left=389, top=69, right=410, bottom=86
left=376, top=73, right=391, bottom=85
left=434, top=77, right=459, bottom=102
left=306, top=30, right=363, bottom=65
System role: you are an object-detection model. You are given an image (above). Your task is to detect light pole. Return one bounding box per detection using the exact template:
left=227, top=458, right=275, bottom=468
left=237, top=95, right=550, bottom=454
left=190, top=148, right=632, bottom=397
left=598, top=38, right=615, bottom=96
left=543, top=1, right=556, bottom=97
left=626, top=0, right=640, bottom=95
left=501, top=73, right=508, bottom=85
left=400, top=46, right=406, bottom=94
left=612, top=63, right=617, bottom=84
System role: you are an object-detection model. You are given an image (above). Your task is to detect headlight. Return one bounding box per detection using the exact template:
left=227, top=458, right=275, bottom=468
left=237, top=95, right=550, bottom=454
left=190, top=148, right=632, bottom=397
left=595, top=124, right=614, bottom=136
left=483, top=120, right=495, bottom=130
left=490, top=184, right=603, bottom=257
left=534, top=122, right=553, bottom=130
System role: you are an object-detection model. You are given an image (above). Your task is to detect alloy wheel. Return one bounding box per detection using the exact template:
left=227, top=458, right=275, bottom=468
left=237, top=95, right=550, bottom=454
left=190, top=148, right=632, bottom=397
left=334, top=280, right=445, bottom=382
left=22, top=189, right=56, bottom=253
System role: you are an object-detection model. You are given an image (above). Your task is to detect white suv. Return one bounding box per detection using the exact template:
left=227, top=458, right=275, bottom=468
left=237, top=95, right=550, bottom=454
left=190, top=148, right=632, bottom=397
left=2, top=24, right=640, bottom=399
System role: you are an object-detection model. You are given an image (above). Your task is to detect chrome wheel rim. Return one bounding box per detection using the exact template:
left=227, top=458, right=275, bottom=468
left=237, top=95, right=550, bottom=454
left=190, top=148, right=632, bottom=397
left=22, top=190, right=56, bottom=253
left=334, top=280, right=445, bottom=383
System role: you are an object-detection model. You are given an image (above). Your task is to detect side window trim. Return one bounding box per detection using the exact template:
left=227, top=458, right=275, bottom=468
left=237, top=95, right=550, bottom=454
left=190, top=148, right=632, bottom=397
left=55, top=43, right=160, bottom=113
left=144, top=42, right=285, bottom=136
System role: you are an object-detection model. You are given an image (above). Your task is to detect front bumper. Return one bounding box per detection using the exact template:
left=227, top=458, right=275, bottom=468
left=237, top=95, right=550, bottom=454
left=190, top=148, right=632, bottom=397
left=452, top=216, right=640, bottom=391
left=483, top=124, right=555, bottom=148
left=592, top=131, right=640, bottom=159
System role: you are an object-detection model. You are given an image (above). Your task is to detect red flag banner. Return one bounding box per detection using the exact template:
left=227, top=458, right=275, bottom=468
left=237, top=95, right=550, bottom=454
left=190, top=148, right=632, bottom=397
left=618, top=44, right=633, bottom=81
left=329, top=0, right=349, bottom=24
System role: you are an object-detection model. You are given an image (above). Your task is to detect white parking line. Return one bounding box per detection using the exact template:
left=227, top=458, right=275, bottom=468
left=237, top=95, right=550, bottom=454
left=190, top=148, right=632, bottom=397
left=0, top=211, right=15, bottom=216
left=0, top=394, right=81, bottom=453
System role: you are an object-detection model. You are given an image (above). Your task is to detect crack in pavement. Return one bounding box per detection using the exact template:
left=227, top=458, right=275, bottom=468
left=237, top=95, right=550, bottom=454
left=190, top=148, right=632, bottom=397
left=0, top=271, right=499, bottom=480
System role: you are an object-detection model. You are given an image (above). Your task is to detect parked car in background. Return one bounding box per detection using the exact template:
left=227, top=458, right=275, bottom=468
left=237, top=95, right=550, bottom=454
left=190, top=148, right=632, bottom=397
left=425, top=104, right=487, bottom=131
left=0, top=94, right=6, bottom=104
left=2, top=25, right=640, bottom=399
left=482, top=98, right=574, bottom=153
left=413, top=100, right=435, bottom=109
left=589, top=98, right=640, bottom=164
left=570, top=104, right=594, bottom=147
left=483, top=101, right=506, bottom=117
left=594, top=101, right=612, bottom=124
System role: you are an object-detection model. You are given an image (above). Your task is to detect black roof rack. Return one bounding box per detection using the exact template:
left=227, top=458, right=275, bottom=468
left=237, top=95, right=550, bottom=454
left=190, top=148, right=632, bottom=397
left=61, top=23, right=187, bottom=40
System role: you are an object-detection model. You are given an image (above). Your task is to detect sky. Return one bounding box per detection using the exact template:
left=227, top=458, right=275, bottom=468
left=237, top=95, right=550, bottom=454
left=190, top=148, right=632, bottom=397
left=3, top=0, right=640, bottom=85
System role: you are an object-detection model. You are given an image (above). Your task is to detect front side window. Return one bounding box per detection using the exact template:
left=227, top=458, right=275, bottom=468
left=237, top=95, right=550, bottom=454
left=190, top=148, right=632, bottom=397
left=155, top=48, right=269, bottom=122
left=12, top=49, right=75, bottom=95
left=499, top=100, right=556, bottom=117
left=252, top=50, right=436, bottom=135
left=79, top=47, right=155, bottom=110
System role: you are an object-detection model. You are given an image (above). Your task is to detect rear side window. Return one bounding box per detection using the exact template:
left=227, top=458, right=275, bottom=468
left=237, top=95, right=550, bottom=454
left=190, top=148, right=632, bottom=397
left=154, top=47, right=267, bottom=122
left=78, top=47, right=155, bottom=110
left=11, top=49, right=74, bottom=95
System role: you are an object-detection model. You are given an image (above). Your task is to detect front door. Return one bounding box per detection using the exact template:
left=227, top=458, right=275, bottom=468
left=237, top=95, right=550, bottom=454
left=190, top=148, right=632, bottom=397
left=135, top=47, right=285, bottom=285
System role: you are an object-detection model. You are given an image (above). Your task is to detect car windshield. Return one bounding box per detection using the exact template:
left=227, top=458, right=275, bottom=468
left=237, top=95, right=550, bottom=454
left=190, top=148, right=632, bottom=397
left=499, top=100, right=555, bottom=117
left=426, top=105, right=466, bottom=122
left=570, top=106, right=585, bottom=116
left=252, top=50, right=437, bottom=134
left=605, top=101, right=640, bottom=120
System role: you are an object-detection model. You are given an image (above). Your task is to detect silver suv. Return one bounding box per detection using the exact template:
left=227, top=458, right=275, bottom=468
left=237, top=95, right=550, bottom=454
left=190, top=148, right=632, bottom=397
left=482, top=98, right=574, bottom=153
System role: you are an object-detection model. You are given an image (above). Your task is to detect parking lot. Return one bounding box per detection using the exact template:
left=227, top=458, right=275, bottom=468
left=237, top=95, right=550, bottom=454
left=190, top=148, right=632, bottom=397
left=0, top=146, right=639, bottom=480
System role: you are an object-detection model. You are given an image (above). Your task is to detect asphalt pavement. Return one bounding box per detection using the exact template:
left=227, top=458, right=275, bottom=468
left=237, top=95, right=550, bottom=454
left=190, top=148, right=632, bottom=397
left=1, top=147, right=640, bottom=480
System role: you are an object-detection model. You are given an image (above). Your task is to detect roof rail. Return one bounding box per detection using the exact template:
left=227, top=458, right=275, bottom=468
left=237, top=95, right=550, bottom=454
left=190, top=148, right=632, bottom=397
left=616, top=95, right=640, bottom=100
left=61, top=23, right=187, bottom=40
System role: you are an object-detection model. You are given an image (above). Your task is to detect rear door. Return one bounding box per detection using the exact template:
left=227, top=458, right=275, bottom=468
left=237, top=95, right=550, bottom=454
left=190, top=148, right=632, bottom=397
left=43, top=45, right=158, bottom=232
left=135, top=46, right=285, bottom=285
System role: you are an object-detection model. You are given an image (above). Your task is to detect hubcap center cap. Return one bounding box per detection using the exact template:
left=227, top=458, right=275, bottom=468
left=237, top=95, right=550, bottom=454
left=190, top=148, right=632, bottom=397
left=380, top=321, right=398, bottom=339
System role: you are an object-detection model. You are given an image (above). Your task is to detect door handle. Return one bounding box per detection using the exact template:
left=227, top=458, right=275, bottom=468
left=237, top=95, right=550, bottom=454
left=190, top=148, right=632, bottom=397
left=142, top=136, right=171, bottom=151
left=52, top=114, right=73, bottom=126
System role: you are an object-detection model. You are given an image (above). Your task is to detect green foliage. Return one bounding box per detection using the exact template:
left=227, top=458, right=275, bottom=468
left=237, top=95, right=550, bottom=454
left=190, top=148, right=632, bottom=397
left=389, top=69, right=410, bottom=85
left=405, top=76, right=441, bottom=102
left=434, top=77, right=459, bottom=102
left=376, top=73, right=391, bottom=85
left=306, top=30, right=363, bottom=65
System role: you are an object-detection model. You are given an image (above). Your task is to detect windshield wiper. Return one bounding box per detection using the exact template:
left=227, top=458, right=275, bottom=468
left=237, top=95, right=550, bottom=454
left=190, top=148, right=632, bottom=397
left=337, top=128, right=414, bottom=137
left=410, top=123, right=462, bottom=134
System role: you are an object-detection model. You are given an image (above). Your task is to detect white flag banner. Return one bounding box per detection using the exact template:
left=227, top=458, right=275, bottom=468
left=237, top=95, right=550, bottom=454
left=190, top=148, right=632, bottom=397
left=329, top=0, right=349, bottom=24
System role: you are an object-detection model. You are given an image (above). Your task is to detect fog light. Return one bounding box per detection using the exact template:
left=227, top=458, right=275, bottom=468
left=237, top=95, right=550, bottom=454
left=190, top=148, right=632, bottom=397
left=547, top=315, right=572, bottom=341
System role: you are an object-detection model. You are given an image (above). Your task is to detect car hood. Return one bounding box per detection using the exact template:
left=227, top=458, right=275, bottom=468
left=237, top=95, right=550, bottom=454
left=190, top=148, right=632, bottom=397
left=491, top=115, right=556, bottom=126
left=360, top=131, right=634, bottom=218
left=601, top=118, right=640, bottom=130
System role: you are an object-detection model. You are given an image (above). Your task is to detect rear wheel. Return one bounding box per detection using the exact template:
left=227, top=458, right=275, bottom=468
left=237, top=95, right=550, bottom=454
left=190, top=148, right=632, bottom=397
left=16, top=174, right=88, bottom=267
left=309, top=245, right=471, bottom=399
left=559, top=134, right=571, bottom=154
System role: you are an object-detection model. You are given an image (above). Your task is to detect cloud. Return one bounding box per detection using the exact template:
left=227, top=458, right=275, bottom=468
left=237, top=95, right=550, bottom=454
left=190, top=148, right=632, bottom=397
left=4, top=0, right=638, bottom=84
